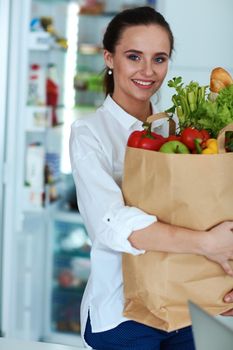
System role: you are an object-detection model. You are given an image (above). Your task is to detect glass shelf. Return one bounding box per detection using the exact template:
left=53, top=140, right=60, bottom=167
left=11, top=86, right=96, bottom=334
left=78, top=48, right=103, bottom=56
left=33, top=0, right=70, bottom=3
left=78, top=12, right=118, bottom=18
left=28, top=32, right=68, bottom=52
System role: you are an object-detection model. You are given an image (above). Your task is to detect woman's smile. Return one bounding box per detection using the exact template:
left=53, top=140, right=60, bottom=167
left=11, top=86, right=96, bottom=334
left=132, top=79, right=155, bottom=89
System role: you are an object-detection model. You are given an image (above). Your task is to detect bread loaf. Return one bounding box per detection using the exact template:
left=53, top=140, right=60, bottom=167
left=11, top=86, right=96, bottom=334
left=210, top=67, right=233, bottom=93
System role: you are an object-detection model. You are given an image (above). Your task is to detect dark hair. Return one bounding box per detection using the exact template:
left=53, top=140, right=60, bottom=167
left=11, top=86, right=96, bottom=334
left=102, top=6, right=174, bottom=96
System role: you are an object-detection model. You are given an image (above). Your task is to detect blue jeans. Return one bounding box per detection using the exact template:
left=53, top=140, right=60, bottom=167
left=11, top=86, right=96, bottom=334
left=84, top=314, right=195, bottom=350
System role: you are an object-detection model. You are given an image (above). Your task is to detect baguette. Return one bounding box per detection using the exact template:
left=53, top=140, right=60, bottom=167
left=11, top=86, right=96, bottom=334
left=210, top=67, right=233, bottom=93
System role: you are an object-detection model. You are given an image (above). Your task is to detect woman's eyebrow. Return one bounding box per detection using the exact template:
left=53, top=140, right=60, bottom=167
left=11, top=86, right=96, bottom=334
left=155, top=52, right=169, bottom=57
left=124, top=49, right=169, bottom=57
left=124, top=49, right=143, bottom=54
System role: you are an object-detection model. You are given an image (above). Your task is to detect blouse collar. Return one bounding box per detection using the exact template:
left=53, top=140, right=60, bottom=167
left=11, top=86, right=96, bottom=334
left=103, top=95, right=165, bottom=131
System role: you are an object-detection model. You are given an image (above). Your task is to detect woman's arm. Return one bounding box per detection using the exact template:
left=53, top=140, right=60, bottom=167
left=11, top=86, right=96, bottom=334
left=129, top=221, right=233, bottom=276
left=69, top=123, right=156, bottom=255
left=70, top=121, right=233, bottom=275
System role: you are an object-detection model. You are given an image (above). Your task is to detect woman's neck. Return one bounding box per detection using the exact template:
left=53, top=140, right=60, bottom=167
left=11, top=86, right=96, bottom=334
left=111, top=93, right=152, bottom=122
left=132, top=104, right=153, bottom=122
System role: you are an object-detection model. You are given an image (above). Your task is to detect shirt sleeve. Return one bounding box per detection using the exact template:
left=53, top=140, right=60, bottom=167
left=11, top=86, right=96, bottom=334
left=69, top=123, right=157, bottom=256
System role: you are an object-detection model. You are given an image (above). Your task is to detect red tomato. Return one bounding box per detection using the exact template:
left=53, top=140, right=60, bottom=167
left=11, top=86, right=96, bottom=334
left=138, top=136, right=165, bottom=151
left=200, top=129, right=210, bottom=142
left=58, top=270, right=73, bottom=288
left=181, top=127, right=203, bottom=151
left=167, top=135, right=182, bottom=142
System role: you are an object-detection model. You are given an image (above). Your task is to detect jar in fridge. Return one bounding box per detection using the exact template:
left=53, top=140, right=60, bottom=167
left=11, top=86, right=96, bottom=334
left=27, top=64, right=46, bottom=105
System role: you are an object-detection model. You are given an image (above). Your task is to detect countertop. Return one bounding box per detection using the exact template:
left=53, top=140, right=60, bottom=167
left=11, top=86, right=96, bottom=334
left=0, top=338, right=86, bottom=350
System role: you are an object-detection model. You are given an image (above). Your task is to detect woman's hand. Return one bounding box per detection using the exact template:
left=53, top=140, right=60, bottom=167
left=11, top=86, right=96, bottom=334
left=203, top=221, right=233, bottom=276
left=221, top=289, right=233, bottom=316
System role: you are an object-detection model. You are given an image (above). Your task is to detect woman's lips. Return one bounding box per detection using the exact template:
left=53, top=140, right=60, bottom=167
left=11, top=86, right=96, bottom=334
left=132, top=79, right=155, bottom=89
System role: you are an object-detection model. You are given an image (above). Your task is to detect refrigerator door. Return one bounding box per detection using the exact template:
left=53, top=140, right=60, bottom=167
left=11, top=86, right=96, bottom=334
left=0, top=0, right=33, bottom=339
left=0, top=0, right=14, bottom=337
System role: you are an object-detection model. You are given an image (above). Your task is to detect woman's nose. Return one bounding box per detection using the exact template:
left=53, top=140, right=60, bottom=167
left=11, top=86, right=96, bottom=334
left=141, top=60, right=154, bottom=76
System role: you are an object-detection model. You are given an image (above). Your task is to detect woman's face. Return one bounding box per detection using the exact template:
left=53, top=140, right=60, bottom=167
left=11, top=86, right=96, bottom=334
left=104, top=24, right=171, bottom=108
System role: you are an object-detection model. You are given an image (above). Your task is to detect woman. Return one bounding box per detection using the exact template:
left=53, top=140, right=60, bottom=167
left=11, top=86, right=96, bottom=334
left=69, top=6, right=233, bottom=350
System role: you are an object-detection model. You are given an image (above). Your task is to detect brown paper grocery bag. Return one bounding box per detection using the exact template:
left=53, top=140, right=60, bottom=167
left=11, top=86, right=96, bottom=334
left=122, top=119, right=233, bottom=331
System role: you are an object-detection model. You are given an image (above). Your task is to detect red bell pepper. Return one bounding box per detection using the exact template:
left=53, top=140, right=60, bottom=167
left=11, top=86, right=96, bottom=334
left=127, top=122, right=166, bottom=151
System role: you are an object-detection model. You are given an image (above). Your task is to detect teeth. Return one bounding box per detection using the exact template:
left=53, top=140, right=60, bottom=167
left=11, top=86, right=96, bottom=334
left=133, top=79, right=153, bottom=86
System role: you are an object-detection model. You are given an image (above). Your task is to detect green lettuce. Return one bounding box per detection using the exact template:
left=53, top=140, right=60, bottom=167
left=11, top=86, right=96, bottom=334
left=195, top=85, right=233, bottom=137
left=166, top=77, right=233, bottom=138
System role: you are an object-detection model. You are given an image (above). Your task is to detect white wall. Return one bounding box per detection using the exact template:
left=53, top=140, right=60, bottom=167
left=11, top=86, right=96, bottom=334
left=156, top=0, right=233, bottom=110
left=156, top=0, right=233, bottom=330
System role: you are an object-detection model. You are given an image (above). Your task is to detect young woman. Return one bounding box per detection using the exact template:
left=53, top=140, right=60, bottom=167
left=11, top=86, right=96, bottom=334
left=69, top=6, right=233, bottom=350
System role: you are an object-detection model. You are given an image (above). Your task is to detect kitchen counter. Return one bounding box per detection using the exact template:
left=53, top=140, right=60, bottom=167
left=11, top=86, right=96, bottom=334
left=0, top=338, right=86, bottom=350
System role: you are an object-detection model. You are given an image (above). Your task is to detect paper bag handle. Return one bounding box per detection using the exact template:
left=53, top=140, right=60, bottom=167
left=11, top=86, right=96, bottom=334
left=146, top=112, right=176, bottom=136
left=146, top=115, right=233, bottom=153
left=217, top=122, right=233, bottom=154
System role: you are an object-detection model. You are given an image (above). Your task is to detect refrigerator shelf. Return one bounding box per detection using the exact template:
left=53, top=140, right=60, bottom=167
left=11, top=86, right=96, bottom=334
left=28, top=32, right=68, bottom=52
left=28, top=31, right=51, bottom=51
left=51, top=210, right=85, bottom=225
left=42, top=332, right=83, bottom=348
left=52, top=284, right=87, bottom=293
left=54, top=248, right=90, bottom=258
left=22, top=187, right=62, bottom=212
left=25, top=106, right=52, bottom=130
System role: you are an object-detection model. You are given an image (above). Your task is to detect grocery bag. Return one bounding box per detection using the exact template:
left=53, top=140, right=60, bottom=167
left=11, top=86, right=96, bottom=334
left=122, top=115, right=233, bottom=331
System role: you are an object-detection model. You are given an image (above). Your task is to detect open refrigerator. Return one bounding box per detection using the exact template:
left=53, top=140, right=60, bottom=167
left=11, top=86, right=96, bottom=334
left=0, top=0, right=93, bottom=346
left=0, top=0, right=114, bottom=345
left=1, top=0, right=150, bottom=346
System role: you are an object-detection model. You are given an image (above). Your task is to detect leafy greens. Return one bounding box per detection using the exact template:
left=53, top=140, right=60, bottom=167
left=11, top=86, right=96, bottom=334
left=166, top=77, right=233, bottom=138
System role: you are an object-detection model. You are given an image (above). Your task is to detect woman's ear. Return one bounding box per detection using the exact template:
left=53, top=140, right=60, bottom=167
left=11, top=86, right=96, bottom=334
left=103, top=50, right=113, bottom=69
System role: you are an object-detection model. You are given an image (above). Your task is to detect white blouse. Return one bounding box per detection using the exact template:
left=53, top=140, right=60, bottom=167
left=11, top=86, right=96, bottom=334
left=69, top=95, right=170, bottom=348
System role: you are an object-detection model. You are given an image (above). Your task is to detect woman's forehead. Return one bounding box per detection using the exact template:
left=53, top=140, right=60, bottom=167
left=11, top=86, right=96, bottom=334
left=116, top=25, right=171, bottom=53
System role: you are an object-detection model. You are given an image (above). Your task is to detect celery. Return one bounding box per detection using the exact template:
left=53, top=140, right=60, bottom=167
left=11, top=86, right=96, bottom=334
left=165, top=77, right=209, bottom=131
left=187, top=91, right=196, bottom=112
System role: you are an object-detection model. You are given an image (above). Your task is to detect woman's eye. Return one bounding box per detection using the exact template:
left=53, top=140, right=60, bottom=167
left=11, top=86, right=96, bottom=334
left=154, top=57, right=166, bottom=63
left=127, top=54, right=140, bottom=61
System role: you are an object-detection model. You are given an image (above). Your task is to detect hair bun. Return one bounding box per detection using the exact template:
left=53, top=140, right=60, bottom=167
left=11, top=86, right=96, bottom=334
left=210, top=67, right=233, bottom=93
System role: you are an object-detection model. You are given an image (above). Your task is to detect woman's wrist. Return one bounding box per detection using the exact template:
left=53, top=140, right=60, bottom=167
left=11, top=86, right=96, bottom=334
left=193, top=230, right=211, bottom=256
left=167, top=224, right=209, bottom=255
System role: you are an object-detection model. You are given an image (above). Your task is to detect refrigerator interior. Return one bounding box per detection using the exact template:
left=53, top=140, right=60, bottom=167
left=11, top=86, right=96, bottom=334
left=1, top=0, right=87, bottom=344
left=1, top=0, right=152, bottom=345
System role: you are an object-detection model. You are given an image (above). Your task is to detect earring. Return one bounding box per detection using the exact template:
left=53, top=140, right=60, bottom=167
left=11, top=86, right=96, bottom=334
left=108, top=68, right=113, bottom=75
